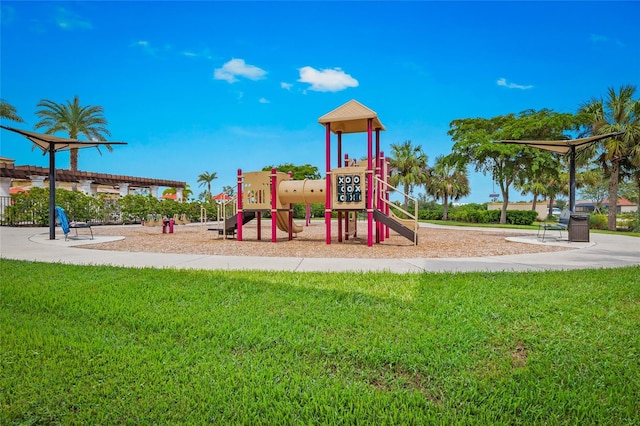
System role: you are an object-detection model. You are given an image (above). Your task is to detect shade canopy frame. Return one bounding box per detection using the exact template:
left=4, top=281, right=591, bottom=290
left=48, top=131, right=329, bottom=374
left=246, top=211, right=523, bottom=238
left=1, top=125, right=127, bottom=240
left=500, top=131, right=625, bottom=212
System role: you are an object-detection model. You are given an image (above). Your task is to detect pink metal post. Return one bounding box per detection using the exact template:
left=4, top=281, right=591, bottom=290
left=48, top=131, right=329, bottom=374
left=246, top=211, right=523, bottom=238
left=379, top=150, right=385, bottom=242
left=342, top=153, right=348, bottom=241
left=375, top=130, right=381, bottom=243
left=337, top=131, right=343, bottom=243
left=237, top=168, right=243, bottom=241
left=366, top=119, right=373, bottom=247
left=271, top=168, right=277, bottom=242
left=325, top=123, right=332, bottom=244
left=288, top=171, right=293, bottom=241
left=386, top=156, right=391, bottom=239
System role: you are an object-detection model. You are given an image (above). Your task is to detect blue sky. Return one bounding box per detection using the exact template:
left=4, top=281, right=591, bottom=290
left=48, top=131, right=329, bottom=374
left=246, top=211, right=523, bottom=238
left=1, top=1, right=638, bottom=203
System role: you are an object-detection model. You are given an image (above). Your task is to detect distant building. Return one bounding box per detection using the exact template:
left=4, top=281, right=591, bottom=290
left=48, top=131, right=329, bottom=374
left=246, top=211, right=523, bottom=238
left=576, top=198, right=638, bottom=214
left=0, top=159, right=186, bottom=200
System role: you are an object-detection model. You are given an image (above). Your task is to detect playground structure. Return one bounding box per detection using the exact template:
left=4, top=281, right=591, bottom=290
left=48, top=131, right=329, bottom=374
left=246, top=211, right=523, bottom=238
left=214, top=100, right=419, bottom=247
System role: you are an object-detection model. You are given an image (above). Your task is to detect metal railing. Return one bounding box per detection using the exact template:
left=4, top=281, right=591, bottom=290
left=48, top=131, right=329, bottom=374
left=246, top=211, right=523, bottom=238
left=373, top=176, right=419, bottom=244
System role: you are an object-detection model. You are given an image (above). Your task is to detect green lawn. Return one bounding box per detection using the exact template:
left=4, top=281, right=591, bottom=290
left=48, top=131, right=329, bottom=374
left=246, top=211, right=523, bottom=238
left=1, top=259, right=639, bottom=424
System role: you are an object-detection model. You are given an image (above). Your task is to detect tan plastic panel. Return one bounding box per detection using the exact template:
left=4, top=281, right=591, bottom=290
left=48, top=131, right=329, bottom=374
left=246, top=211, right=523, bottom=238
left=332, top=167, right=366, bottom=210
left=278, top=179, right=326, bottom=204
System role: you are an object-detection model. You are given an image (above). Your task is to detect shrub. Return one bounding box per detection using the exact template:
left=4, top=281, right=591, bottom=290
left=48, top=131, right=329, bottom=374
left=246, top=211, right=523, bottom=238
left=419, top=209, right=443, bottom=220
left=505, top=210, right=538, bottom=225
left=590, top=214, right=608, bottom=230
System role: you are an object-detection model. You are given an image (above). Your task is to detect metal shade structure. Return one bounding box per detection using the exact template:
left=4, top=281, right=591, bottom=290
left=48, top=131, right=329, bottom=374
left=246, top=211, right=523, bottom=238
left=500, top=131, right=625, bottom=212
left=1, top=125, right=127, bottom=239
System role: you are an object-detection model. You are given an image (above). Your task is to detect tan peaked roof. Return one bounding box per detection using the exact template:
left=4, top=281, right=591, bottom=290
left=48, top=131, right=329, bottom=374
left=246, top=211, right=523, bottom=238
left=318, top=99, right=385, bottom=134
left=500, top=131, right=625, bottom=154
left=0, top=125, right=126, bottom=153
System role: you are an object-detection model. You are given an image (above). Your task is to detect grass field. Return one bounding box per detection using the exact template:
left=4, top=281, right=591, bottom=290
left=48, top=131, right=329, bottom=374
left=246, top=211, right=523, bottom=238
left=1, top=259, right=639, bottom=424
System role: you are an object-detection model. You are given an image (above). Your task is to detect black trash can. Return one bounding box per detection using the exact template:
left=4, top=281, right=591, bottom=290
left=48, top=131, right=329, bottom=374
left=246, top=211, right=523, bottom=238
left=569, top=213, right=590, bottom=242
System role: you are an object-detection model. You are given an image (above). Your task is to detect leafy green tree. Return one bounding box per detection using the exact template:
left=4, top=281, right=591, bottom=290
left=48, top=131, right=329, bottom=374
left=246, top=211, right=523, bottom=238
left=617, top=179, right=637, bottom=203
left=0, top=99, right=24, bottom=122
left=262, top=163, right=321, bottom=180
left=578, top=168, right=609, bottom=214
left=449, top=109, right=575, bottom=223
left=514, top=150, right=561, bottom=212
left=428, top=155, right=470, bottom=220
left=388, top=140, right=429, bottom=209
left=34, top=95, right=111, bottom=173
left=578, top=84, right=640, bottom=230
left=197, top=171, right=218, bottom=200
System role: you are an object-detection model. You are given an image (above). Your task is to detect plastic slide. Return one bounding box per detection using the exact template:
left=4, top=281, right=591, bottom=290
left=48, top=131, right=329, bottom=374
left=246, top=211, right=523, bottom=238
left=275, top=211, right=303, bottom=234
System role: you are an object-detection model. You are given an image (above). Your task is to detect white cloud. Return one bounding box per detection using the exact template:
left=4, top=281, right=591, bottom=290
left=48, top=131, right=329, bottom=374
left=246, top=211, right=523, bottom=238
left=280, top=82, right=293, bottom=90
left=259, top=98, right=270, bottom=104
left=298, top=66, right=359, bottom=92
left=214, top=58, right=267, bottom=83
left=590, top=33, right=624, bottom=47
left=497, top=77, right=533, bottom=90
left=182, top=48, right=213, bottom=60
left=55, top=6, right=92, bottom=30
left=131, top=40, right=159, bottom=56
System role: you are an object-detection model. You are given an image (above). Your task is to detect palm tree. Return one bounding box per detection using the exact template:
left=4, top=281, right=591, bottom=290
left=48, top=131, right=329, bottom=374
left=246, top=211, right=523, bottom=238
left=34, top=95, right=111, bottom=173
left=197, top=171, right=217, bottom=200
left=162, top=184, right=193, bottom=201
left=579, top=85, right=640, bottom=231
left=221, top=185, right=235, bottom=196
left=428, top=155, right=470, bottom=220
left=388, top=140, right=429, bottom=209
left=0, top=99, right=24, bottom=123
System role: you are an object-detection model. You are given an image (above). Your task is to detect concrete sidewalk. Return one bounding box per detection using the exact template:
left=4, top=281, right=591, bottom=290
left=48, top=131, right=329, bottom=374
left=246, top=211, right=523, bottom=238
left=1, top=225, right=638, bottom=273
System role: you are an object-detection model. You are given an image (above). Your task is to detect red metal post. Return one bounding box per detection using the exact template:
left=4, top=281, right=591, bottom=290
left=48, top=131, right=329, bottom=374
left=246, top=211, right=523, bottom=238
left=337, top=131, right=343, bottom=243
left=237, top=168, right=243, bottom=241
left=375, top=129, right=381, bottom=243
left=379, top=150, right=385, bottom=242
left=288, top=171, right=293, bottom=241
left=271, top=167, right=277, bottom=243
left=386, top=157, right=390, bottom=239
left=367, top=119, right=373, bottom=247
left=325, top=123, right=332, bottom=244
left=343, top=153, right=349, bottom=241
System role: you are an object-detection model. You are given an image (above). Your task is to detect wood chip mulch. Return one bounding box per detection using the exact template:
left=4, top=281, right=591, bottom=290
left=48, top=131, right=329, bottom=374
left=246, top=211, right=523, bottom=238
left=82, top=221, right=569, bottom=259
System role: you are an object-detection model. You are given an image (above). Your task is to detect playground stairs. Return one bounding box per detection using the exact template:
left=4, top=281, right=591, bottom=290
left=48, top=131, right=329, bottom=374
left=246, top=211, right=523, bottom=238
left=373, top=209, right=418, bottom=245
left=209, top=211, right=257, bottom=236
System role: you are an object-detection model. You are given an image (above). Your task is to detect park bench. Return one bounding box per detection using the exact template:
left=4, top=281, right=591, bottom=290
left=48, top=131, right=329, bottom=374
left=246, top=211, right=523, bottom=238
left=537, top=209, right=570, bottom=241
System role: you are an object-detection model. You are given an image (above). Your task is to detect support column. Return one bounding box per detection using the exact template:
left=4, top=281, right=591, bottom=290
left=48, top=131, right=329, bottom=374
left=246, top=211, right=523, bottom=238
left=375, top=130, right=381, bottom=243
left=337, top=131, right=343, bottom=243
left=0, top=177, right=11, bottom=197
left=367, top=118, right=373, bottom=247
left=80, top=180, right=95, bottom=196
left=30, top=175, right=45, bottom=188
left=176, top=187, right=184, bottom=202
left=257, top=211, right=262, bottom=241
left=288, top=171, right=293, bottom=241
left=385, top=156, right=390, bottom=239
left=325, top=123, right=332, bottom=244
left=118, top=183, right=130, bottom=197
left=569, top=147, right=576, bottom=212
left=271, top=168, right=278, bottom=243
left=149, top=185, right=159, bottom=199
left=0, top=177, right=10, bottom=219
left=237, top=169, right=243, bottom=241
left=48, top=144, right=56, bottom=240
